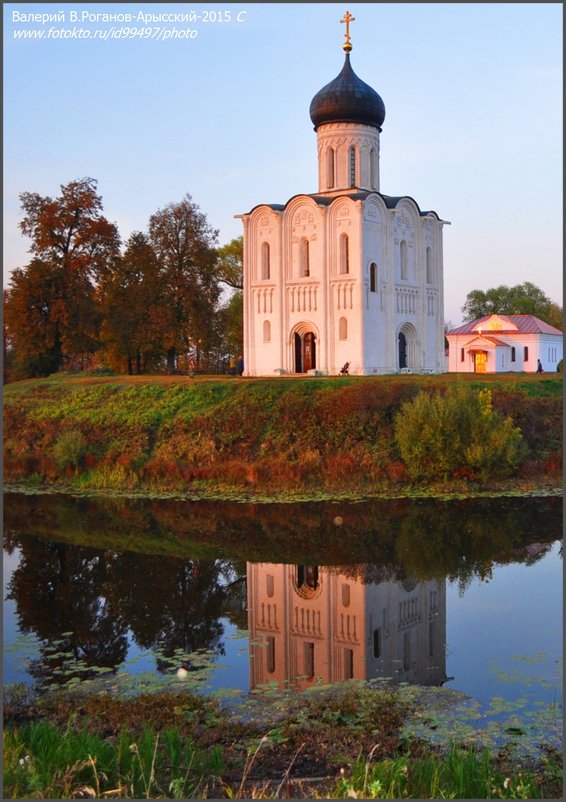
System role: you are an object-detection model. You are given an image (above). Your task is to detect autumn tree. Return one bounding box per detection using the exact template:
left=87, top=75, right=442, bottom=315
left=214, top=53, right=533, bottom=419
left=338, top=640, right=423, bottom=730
left=6, top=178, right=120, bottom=375
left=216, top=236, right=243, bottom=290
left=99, top=232, right=170, bottom=374
left=19, top=177, right=120, bottom=281
left=5, top=259, right=67, bottom=378
left=148, top=194, right=219, bottom=373
left=462, top=282, right=562, bottom=329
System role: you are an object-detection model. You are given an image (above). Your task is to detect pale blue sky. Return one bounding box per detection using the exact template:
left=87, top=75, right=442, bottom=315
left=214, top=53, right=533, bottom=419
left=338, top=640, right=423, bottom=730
left=4, top=3, right=562, bottom=325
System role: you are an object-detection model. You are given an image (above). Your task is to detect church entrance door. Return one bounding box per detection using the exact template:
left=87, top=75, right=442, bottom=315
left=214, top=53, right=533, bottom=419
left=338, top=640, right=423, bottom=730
left=294, top=331, right=316, bottom=373
left=304, top=332, right=316, bottom=372
left=398, top=332, right=407, bottom=369
left=294, top=333, right=303, bottom=373
left=474, top=351, right=487, bottom=373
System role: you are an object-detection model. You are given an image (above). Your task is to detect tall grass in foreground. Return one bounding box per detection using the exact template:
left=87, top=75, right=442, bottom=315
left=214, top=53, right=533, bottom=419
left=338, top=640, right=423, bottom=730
left=3, top=720, right=562, bottom=799
left=330, top=747, right=560, bottom=799
left=3, top=721, right=223, bottom=799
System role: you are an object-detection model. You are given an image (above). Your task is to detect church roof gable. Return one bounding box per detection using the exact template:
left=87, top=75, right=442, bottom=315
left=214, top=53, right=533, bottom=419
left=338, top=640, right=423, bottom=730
left=242, top=191, right=442, bottom=218
left=464, top=335, right=510, bottom=348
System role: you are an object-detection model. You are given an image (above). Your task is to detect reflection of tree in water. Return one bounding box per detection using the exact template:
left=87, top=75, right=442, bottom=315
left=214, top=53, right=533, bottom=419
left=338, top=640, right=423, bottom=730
left=105, top=553, right=244, bottom=672
left=6, top=532, right=247, bottom=684
left=5, top=493, right=561, bottom=577
left=6, top=538, right=129, bottom=687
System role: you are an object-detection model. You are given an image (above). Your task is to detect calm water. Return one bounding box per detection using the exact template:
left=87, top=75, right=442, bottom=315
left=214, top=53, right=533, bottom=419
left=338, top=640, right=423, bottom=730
left=3, top=492, right=562, bottom=745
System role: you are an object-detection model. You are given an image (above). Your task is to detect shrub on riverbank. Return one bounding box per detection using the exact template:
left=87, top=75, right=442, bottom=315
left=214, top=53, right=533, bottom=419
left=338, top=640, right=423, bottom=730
left=3, top=374, right=562, bottom=497
left=394, top=387, right=525, bottom=482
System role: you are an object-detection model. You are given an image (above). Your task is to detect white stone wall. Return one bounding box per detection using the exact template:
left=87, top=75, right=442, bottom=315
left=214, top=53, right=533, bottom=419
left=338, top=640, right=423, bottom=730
left=316, top=122, right=381, bottom=193
left=241, top=190, right=447, bottom=376
left=362, top=579, right=448, bottom=686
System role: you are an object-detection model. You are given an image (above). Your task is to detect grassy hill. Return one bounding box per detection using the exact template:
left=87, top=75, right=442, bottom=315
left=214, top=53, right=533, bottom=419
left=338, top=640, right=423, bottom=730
left=4, top=372, right=562, bottom=499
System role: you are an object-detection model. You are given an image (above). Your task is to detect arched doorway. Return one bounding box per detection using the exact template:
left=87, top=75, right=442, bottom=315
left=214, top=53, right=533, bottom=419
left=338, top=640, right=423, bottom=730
left=398, top=323, right=418, bottom=371
left=294, top=331, right=316, bottom=373
left=398, top=331, right=407, bottom=369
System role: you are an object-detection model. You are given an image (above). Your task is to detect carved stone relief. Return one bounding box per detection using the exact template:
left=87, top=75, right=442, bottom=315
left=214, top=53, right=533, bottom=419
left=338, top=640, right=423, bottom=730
left=293, top=209, right=315, bottom=226
left=398, top=211, right=411, bottom=229
left=364, top=204, right=381, bottom=221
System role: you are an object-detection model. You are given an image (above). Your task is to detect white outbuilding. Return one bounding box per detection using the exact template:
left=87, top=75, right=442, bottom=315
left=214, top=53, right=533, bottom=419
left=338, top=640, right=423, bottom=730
left=446, top=314, right=563, bottom=373
left=237, top=14, right=449, bottom=377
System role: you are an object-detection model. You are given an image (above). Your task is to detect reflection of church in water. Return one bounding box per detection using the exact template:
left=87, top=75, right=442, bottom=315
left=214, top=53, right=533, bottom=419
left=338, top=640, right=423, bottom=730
left=247, top=563, right=448, bottom=690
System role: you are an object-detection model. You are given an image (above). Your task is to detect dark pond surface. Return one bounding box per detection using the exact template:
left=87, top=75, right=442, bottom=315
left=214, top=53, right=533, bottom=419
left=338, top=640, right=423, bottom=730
left=3, top=492, right=563, bottom=750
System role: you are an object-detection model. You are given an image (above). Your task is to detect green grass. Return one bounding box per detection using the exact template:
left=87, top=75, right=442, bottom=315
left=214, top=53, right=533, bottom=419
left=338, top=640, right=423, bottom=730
left=3, top=720, right=223, bottom=799
left=329, top=747, right=560, bottom=799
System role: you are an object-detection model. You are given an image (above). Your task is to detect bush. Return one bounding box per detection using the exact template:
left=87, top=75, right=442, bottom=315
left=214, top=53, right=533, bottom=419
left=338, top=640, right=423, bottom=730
left=556, top=358, right=563, bottom=373
left=394, top=386, right=524, bottom=482
left=52, top=430, right=87, bottom=471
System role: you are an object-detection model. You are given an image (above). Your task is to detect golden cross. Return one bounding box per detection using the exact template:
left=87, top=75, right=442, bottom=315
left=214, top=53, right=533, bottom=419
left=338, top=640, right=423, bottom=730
left=340, top=10, right=355, bottom=52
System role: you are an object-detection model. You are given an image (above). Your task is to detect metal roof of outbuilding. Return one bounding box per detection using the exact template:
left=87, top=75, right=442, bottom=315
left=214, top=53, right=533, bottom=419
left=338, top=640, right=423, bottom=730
left=448, top=315, right=563, bottom=336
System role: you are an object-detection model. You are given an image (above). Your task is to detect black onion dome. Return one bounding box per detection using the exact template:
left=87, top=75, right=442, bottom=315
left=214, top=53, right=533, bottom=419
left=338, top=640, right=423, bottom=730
left=309, top=54, right=386, bottom=131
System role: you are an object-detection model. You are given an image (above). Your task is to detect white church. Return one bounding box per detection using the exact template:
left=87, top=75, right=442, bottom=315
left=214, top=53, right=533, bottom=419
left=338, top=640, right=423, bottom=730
left=237, top=12, right=449, bottom=377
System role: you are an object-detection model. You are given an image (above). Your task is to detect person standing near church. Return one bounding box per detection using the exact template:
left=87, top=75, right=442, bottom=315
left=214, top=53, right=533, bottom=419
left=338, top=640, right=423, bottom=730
left=536, top=359, right=543, bottom=374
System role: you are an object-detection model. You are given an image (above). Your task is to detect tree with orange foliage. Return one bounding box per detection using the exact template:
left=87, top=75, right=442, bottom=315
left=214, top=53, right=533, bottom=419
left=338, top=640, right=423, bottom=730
left=5, top=178, right=120, bottom=377
left=99, top=232, right=172, bottom=374
left=148, top=194, right=219, bottom=373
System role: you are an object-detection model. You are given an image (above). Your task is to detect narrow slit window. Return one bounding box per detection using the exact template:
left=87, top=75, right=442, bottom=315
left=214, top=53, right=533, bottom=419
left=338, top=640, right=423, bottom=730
left=400, top=240, right=408, bottom=280
left=327, top=147, right=335, bottom=188
left=261, top=241, right=270, bottom=280
left=344, top=648, right=354, bottom=680
left=426, top=247, right=433, bottom=284
left=340, top=233, right=349, bottom=274
left=304, top=642, right=315, bottom=679
left=300, top=238, right=310, bottom=277
left=370, top=263, right=377, bottom=292
left=266, top=636, right=275, bottom=673
left=373, top=628, right=381, bottom=659
left=349, top=146, right=356, bottom=187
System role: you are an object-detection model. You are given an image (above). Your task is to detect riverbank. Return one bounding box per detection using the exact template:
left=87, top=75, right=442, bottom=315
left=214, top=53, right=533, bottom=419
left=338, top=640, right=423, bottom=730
left=4, top=683, right=562, bottom=799
left=4, top=373, right=562, bottom=500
